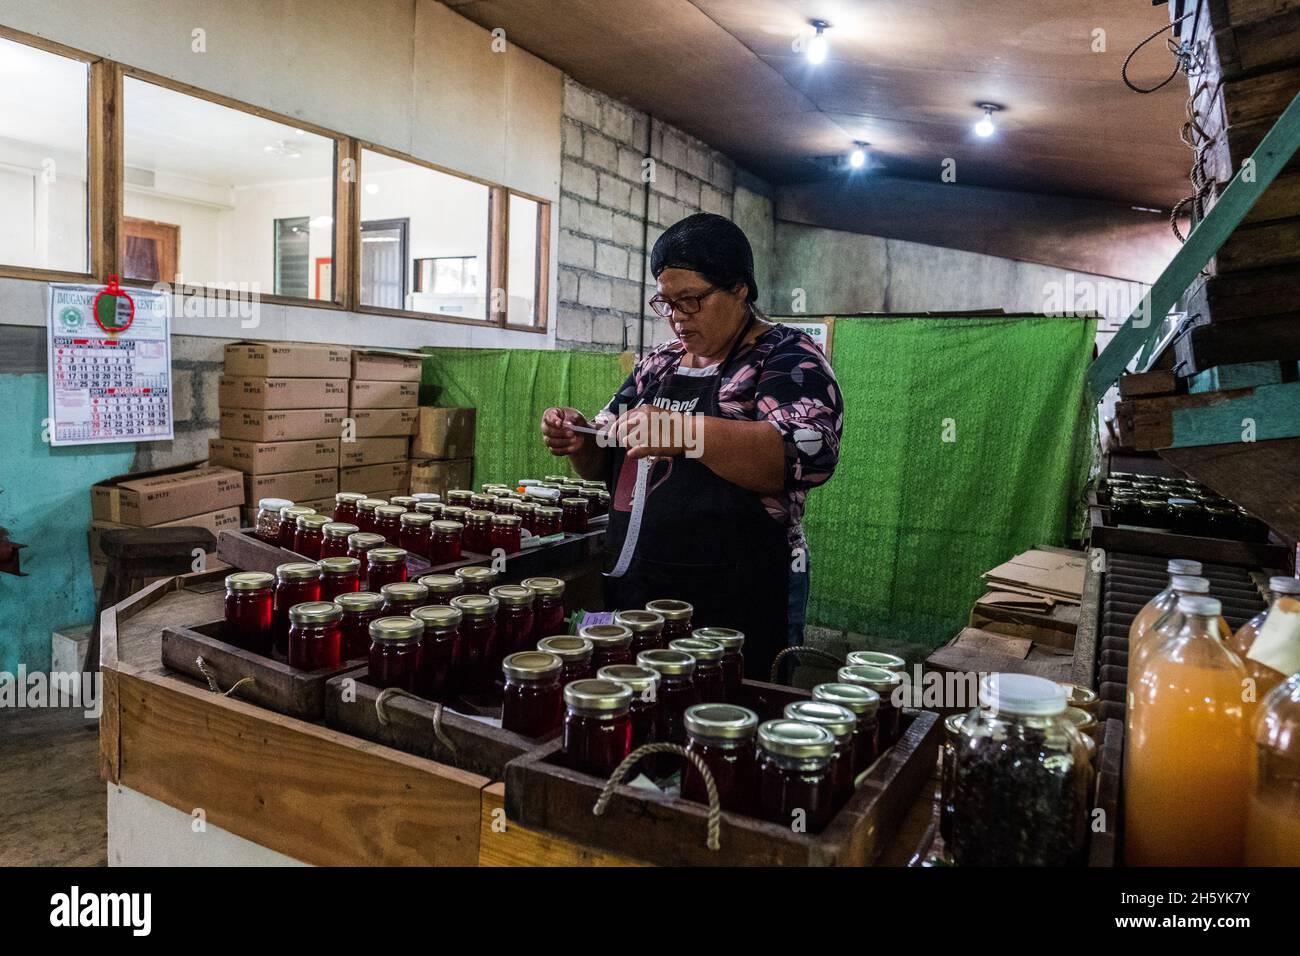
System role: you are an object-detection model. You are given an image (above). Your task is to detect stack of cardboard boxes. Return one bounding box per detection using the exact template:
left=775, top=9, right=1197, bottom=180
left=410, top=406, right=476, bottom=499
left=341, top=350, right=422, bottom=498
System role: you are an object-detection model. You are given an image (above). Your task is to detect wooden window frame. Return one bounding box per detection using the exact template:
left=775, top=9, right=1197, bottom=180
left=500, top=188, right=551, bottom=334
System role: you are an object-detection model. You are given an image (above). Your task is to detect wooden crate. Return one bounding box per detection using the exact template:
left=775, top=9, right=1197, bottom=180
left=1088, top=505, right=1288, bottom=567
left=504, top=704, right=941, bottom=867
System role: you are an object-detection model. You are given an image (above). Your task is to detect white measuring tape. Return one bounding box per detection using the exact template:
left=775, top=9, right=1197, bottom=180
left=606, top=456, right=651, bottom=579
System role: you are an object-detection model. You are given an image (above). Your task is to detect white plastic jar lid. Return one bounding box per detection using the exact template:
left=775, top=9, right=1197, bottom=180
left=979, top=673, right=1067, bottom=717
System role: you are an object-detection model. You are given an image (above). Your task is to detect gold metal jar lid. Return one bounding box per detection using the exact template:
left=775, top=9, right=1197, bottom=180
left=336, top=591, right=383, bottom=612
left=358, top=498, right=387, bottom=512
left=491, top=513, right=522, bottom=527
left=318, top=556, right=360, bottom=575
left=614, top=609, right=664, bottom=633
left=416, top=502, right=443, bottom=516
left=297, top=513, right=330, bottom=530
left=784, top=700, right=856, bottom=741
left=636, top=648, right=695, bottom=676
left=465, top=509, right=494, bottom=523
left=412, top=604, right=462, bottom=630
left=521, top=575, right=564, bottom=596
left=456, top=566, right=498, bottom=585
left=366, top=547, right=407, bottom=565
left=944, top=712, right=968, bottom=738
left=512, top=500, right=538, bottom=514
left=535, top=505, right=562, bottom=518
left=538, top=635, right=592, bottom=661
left=490, top=584, right=535, bottom=606
left=276, top=561, right=319, bottom=581
left=580, top=479, right=606, bottom=489
left=412, top=492, right=442, bottom=503
left=838, top=664, right=902, bottom=696
left=1057, top=682, right=1099, bottom=714
left=380, top=581, right=428, bottom=603
left=375, top=505, right=406, bottom=519
left=470, top=494, right=495, bottom=509
left=281, top=505, right=315, bottom=521
left=369, top=616, right=422, bottom=643
left=288, top=601, right=342, bottom=625
left=431, top=519, right=464, bottom=534
left=757, top=719, right=835, bottom=759
left=450, top=593, right=500, bottom=618
left=543, top=474, right=569, bottom=483
left=400, top=511, right=433, bottom=527
left=684, top=703, right=759, bottom=741
left=503, top=650, right=562, bottom=682
left=597, top=664, right=660, bottom=694
left=845, top=650, right=906, bottom=672
left=580, top=623, right=633, bottom=648
left=645, top=599, right=692, bottom=622
left=578, top=488, right=602, bottom=499
left=812, top=682, right=880, bottom=717
left=347, top=532, right=385, bottom=551
left=225, top=571, right=274, bottom=591
left=390, top=496, right=417, bottom=509
left=669, top=637, right=723, bottom=662
left=560, top=496, right=588, bottom=508
left=335, top=492, right=366, bottom=504
left=1064, top=706, right=1097, bottom=734
left=323, top=521, right=359, bottom=539
left=417, top=573, right=462, bottom=594
left=564, top=678, right=633, bottom=714
left=443, top=506, right=470, bottom=523
left=692, top=626, right=743, bottom=650
left=446, top=490, right=474, bottom=503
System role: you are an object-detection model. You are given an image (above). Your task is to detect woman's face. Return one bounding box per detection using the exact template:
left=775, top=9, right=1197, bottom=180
left=656, top=268, right=748, bottom=357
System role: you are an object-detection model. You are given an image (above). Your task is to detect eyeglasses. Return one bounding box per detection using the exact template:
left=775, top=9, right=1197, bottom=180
left=648, top=286, right=723, bottom=318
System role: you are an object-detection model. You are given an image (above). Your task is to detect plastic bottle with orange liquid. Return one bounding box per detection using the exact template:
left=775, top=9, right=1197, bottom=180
left=1246, top=670, right=1300, bottom=865
left=1127, top=558, right=1203, bottom=649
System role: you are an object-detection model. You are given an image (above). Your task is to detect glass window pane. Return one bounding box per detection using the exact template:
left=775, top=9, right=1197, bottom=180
left=0, top=36, right=89, bottom=273
left=507, top=194, right=541, bottom=326
left=122, top=77, right=336, bottom=300
left=360, top=148, right=490, bottom=320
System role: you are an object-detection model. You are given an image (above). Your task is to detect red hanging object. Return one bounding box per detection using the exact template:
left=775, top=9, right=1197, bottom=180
left=93, top=274, right=135, bottom=335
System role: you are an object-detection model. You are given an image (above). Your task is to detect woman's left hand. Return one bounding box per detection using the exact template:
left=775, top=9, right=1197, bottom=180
left=611, top=405, right=703, bottom=460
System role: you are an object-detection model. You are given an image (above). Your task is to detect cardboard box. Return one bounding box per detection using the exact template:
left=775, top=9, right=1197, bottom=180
left=968, top=591, right=1079, bottom=651
left=219, top=375, right=349, bottom=410
left=411, top=406, right=476, bottom=460
left=91, top=464, right=245, bottom=526
left=339, top=437, right=409, bottom=469
left=348, top=407, right=418, bottom=437
left=224, top=341, right=351, bottom=378
left=209, top=437, right=341, bottom=476
left=351, top=349, right=424, bottom=382
left=243, top=468, right=339, bottom=504
left=89, top=507, right=240, bottom=560
left=220, top=407, right=346, bottom=442
left=340, top=461, right=410, bottom=496
left=349, top=379, right=419, bottom=409
left=410, top=458, right=473, bottom=500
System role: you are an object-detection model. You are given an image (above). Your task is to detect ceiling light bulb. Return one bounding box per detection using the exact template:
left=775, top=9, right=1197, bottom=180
left=807, top=21, right=829, bottom=65
left=974, top=104, right=998, bottom=138
left=365, top=183, right=380, bottom=195
left=849, top=145, right=866, bottom=168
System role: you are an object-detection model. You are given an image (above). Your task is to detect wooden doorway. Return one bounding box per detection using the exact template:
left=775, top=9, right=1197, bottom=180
left=122, top=217, right=180, bottom=283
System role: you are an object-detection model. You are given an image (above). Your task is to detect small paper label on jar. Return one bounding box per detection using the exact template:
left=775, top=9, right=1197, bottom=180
left=1247, top=598, right=1300, bottom=678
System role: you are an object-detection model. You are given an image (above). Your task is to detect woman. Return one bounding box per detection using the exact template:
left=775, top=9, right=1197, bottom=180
left=540, top=213, right=843, bottom=677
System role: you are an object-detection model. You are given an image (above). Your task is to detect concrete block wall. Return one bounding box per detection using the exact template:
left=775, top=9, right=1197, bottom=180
left=557, top=77, right=738, bottom=352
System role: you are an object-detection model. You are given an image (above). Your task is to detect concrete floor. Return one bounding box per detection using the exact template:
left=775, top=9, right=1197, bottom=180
left=0, top=708, right=106, bottom=866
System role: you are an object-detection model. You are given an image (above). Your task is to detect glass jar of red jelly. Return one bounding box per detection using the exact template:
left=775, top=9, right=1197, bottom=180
left=645, top=599, right=693, bottom=644
left=411, top=492, right=441, bottom=507
left=355, top=498, right=387, bottom=535
left=812, top=682, right=881, bottom=776
left=429, top=520, right=464, bottom=564
left=682, top=703, right=759, bottom=813
left=368, top=616, right=423, bottom=692
left=380, top=581, right=429, bottom=616
left=512, top=500, right=538, bottom=534
left=560, top=497, right=589, bottom=534
left=538, top=636, right=594, bottom=685
left=415, top=501, right=443, bottom=519
left=293, top=513, right=330, bottom=560
left=256, top=497, right=293, bottom=543
left=445, top=490, right=475, bottom=508
left=490, top=514, right=523, bottom=554
left=581, top=623, right=634, bottom=670
left=318, top=556, right=361, bottom=602
left=533, top=506, right=562, bottom=537
left=336, top=591, right=383, bottom=660
left=450, top=593, right=500, bottom=693
left=784, top=699, right=858, bottom=810
left=595, top=490, right=610, bottom=516
left=579, top=487, right=605, bottom=518
left=490, top=495, right=515, bottom=516
left=287, top=601, right=343, bottom=671
left=346, top=532, right=385, bottom=586
left=224, top=571, right=274, bottom=654
left=278, top=505, right=315, bottom=549
left=417, top=573, right=463, bottom=606
left=411, top=604, right=462, bottom=701
left=373, top=505, right=405, bottom=543
left=756, top=719, right=835, bottom=832
left=490, top=584, right=537, bottom=659
left=398, top=511, right=433, bottom=558
left=469, top=493, right=494, bottom=512
left=838, top=665, right=904, bottom=750
left=614, top=609, right=666, bottom=655
left=441, top=505, right=471, bottom=530
left=273, top=562, right=321, bottom=658
left=636, top=649, right=697, bottom=746
left=693, top=627, right=745, bottom=700
left=365, top=547, right=408, bottom=593
left=462, top=510, right=493, bottom=553
left=455, top=565, right=498, bottom=595
left=597, top=664, right=660, bottom=748
left=669, top=637, right=725, bottom=703
left=320, top=521, right=359, bottom=558
left=563, top=679, right=634, bottom=777
left=390, top=496, right=418, bottom=511
left=501, top=651, right=564, bottom=738
left=845, top=650, right=906, bottom=672
left=333, top=491, right=365, bottom=524
left=522, top=576, right=566, bottom=639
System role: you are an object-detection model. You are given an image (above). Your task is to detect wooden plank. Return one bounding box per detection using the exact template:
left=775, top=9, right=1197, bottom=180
left=1089, top=506, right=1289, bottom=566
left=1088, top=718, right=1124, bottom=867
left=1070, top=558, right=1102, bottom=689
left=1170, top=381, right=1300, bottom=446
left=116, top=667, right=486, bottom=866
left=478, top=783, right=647, bottom=867
left=1174, top=314, right=1300, bottom=374
left=1118, top=369, right=1179, bottom=399
left=1186, top=265, right=1300, bottom=323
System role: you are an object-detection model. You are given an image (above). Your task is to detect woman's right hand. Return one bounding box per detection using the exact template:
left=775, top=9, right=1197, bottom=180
left=541, top=406, right=589, bottom=457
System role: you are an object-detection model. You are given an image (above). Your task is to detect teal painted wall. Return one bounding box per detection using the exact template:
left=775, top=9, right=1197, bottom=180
left=0, top=374, right=136, bottom=673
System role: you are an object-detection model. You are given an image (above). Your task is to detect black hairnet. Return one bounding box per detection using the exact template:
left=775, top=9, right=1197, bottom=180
left=650, top=213, right=758, bottom=303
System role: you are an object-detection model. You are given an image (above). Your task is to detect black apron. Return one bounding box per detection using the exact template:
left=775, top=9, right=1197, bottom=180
left=603, top=324, right=791, bottom=679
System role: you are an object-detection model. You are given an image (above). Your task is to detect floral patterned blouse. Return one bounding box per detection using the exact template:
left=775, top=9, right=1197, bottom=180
left=593, top=322, right=844, bottom=551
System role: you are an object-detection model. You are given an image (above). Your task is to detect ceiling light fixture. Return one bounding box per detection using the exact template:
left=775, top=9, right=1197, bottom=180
left=807, top=20, right=829, bottom=65
left=848, top=142, right=867, bottom=169
left=365, top=183, right=380, bottom=195
left=974, top=103, right=1000, bottom=139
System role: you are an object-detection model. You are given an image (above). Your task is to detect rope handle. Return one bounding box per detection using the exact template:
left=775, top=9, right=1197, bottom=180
left=769, top=645, right=844, bottom=684
left=195, top=655, right=255, bottom=698
left=591, top=742, right=721, bottom=851
left=374, top=686, right=458, bottom=755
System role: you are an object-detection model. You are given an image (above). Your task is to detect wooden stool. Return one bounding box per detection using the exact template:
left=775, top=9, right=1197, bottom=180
left=87, top=526, right=215, bottom=673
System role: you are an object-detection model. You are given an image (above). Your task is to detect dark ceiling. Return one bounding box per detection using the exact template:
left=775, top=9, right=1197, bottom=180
left=446, top=0, right=1192, bottom=208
